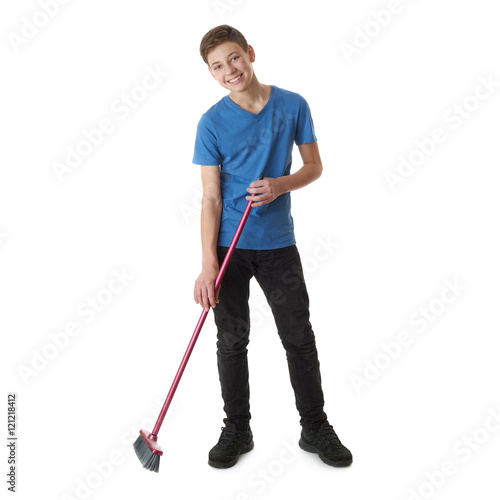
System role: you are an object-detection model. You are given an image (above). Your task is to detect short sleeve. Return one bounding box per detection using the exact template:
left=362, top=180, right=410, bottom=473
left=295, top=96, right=317, bottom=145
left=192, top=115, right=221, bottom=166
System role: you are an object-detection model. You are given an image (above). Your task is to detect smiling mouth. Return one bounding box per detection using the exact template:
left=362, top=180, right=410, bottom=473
left=227, top=74, right=242, bottom=84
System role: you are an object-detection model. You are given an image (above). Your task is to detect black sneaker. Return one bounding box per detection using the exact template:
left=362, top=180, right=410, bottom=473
left=299, top=421, right=353, bottom=467
left=208, top=423, right=254, bottom=469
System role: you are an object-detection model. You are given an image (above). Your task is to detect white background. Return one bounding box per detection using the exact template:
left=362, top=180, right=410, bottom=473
left=1, top=0, right=500, bottom=499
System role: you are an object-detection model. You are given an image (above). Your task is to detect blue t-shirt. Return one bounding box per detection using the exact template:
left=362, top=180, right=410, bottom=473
left=192, top=85, right=317, bottom=250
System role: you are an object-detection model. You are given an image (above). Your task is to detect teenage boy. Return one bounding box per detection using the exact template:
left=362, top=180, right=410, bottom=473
left=192, top=25, right=352, bottom=469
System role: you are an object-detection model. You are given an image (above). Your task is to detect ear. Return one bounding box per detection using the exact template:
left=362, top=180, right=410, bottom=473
left=247, top=45, right=256, bottom=62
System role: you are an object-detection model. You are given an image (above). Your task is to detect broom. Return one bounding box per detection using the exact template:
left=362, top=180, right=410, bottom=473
left=134, top=174, right=264, bottom=472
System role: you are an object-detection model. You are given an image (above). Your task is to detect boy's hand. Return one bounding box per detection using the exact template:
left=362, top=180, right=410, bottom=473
left=246, top=177, right=282, bottom=207
left=194, top=265, right=219, bottom=312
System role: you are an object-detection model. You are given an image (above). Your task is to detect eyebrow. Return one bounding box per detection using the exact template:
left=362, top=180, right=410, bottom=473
left=210, top=51, right=239, bottom=68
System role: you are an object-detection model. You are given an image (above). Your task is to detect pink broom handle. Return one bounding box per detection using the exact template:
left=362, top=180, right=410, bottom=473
left=151, top=174, right=264, bottom=437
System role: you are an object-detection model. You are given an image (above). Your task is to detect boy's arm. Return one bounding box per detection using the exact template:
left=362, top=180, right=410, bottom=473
left=194, top=165, right=222, bottom=312
left=246, top=142, right=323, bottom=207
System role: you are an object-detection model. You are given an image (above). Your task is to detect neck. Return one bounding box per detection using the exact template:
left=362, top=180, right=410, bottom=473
left=229, top=75, right=269, bottom=109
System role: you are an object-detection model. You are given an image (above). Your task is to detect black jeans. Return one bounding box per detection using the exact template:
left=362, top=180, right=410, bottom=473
left=214, top=244, right=328, bottom=429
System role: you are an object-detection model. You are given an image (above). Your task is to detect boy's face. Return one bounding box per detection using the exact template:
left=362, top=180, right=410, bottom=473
left=207, top=41, right=255, bottom=92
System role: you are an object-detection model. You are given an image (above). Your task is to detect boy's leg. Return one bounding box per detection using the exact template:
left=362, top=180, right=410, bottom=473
left=213, top=246, right=255, bottom=430
left=254, top=245, right=328, bottom=427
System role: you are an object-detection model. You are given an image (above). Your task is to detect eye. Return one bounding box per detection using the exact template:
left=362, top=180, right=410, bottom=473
left=214, top=65, right=221, bottom=70
left=232, top=56, right=239, bottom=62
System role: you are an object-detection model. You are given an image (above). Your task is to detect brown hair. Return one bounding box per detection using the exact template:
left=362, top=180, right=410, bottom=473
left=199, top=25, right=249, bottom=66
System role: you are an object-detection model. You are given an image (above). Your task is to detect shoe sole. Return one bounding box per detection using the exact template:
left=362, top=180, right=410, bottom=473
left=208, top=441, right=254, bottom=469
left=299, top=438, right=352, bottom=467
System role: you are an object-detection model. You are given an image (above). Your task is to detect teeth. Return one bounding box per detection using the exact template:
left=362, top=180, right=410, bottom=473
left=228, top=74, right=242, bottom=83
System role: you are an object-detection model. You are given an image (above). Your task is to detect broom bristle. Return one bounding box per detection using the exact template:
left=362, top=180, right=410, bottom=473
left=134, top=434, right=161, bottom=473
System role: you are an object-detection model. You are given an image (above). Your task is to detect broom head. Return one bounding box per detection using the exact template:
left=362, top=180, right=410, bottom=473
left=133, top=429, right=163, bottom=473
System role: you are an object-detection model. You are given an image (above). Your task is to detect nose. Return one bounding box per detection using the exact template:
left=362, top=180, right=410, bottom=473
left=226, top=62, right=237, bottom=76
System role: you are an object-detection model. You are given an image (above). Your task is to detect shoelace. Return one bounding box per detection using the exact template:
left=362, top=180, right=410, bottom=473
left=218, top=426, right=239, bottom=446
left=318, top=424, right=344, bottom=449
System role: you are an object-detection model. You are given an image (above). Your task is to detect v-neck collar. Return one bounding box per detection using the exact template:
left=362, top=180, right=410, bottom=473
left=225, top=85, right=274, bottom=117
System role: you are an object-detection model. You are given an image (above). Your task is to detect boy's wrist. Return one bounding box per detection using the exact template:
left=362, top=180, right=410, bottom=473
left=276, top=175, right=289, bottom=196
left=202, top=255, right=219, bottom=270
